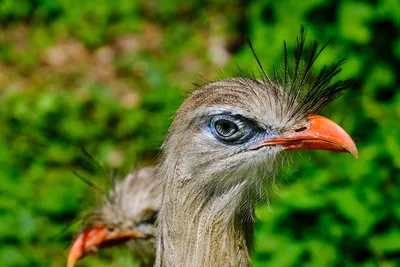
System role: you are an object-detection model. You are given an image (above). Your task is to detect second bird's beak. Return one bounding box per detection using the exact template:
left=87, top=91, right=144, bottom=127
left=67, top=226, right=140, bottom=267
left=257, top=114, right=358, bottom=158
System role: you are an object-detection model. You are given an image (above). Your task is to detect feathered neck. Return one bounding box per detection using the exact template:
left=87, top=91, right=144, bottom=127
left=154, top=159, right=258, bottom=267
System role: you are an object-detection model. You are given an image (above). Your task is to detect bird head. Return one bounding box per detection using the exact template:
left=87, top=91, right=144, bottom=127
left=161, top=29, right=357, bottom=198
left=67, top=167, right=161, bottom=267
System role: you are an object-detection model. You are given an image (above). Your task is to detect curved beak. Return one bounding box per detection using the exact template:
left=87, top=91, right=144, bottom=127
left=67, top=226, right=139, bottom=267
left=257, top=114, right=358, bottom=158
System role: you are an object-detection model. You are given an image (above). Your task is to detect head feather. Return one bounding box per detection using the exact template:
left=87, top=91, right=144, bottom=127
left=248, top=26, right=355, bottom=124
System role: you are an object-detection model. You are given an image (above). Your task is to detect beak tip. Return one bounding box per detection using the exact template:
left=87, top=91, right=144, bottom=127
left=67, top=255, right=78, bottom=267
left=344, top=139, right=358, bottom=159
left=350, top=147, right=359, bottom=159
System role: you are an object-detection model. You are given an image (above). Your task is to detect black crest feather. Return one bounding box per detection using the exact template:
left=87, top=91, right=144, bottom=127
left=249, top=26, right=355, bottom=123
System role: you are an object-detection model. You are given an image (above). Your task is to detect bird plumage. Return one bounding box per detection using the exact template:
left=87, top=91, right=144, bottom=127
left=68, top=167, right=162, bottom=267
left=155, top=28, right=357, bottom=267
left=155, top=79, right=289, bottom=267
left=67, top=27, right=358, bottom=267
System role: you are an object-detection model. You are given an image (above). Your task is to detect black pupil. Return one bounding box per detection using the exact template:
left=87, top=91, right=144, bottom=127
left=215, top=119, right=238, bottom=137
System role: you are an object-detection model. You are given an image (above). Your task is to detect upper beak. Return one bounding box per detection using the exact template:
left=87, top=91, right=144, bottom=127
left=256, top=114, right=358, bottom=158
left=67, top=226, right=139, bottom=267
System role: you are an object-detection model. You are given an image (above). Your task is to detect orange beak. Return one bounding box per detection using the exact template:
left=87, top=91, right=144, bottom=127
left=256, top=114, right=358, bottom=158
left=67, top=226, right=139, bottom=267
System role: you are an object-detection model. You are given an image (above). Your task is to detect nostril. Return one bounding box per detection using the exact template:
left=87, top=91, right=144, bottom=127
left=294, top=126, right=307, bottom=133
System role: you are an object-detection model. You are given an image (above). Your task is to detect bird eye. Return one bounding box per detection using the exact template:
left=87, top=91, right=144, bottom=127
left=211, top=117, right=245, bottom=142
left=215, top=119, right=238, bottom=137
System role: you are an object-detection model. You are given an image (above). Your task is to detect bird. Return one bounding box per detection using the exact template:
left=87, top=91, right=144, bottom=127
left=67, top=166, right=162, bottom=267
left=153, top=28, right=358, bottom=267
left=67, top=28, right=358, bottom=267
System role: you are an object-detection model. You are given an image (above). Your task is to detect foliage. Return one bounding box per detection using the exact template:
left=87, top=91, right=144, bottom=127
left=0, top=0, right=399, bottom=266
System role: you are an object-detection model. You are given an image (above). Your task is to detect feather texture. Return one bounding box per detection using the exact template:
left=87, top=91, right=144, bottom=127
left=248, top=26, right=355, bottom=125
left=74, top=167, right=162, bottom=266
left=155, top=28, right=355, bottom=267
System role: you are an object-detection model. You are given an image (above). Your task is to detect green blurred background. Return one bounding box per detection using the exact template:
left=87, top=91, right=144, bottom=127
left=0, top=0, right=399, bottom=266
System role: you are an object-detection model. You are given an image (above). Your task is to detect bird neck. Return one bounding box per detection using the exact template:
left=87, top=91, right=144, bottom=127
left=155, top=166, right=255, bottom=267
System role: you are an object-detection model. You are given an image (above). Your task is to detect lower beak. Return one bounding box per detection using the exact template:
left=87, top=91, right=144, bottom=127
left=67, top=227, right=139, bottom=267
left=258, top=114, right=358, bottom=158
